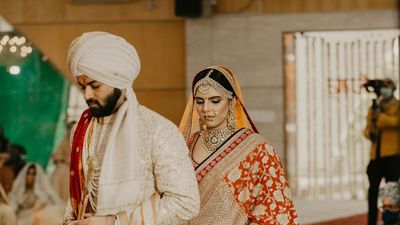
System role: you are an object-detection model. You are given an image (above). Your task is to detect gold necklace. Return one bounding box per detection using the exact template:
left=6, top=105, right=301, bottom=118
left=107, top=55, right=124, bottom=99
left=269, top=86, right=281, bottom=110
left=201, top=127, right=233, bottom=152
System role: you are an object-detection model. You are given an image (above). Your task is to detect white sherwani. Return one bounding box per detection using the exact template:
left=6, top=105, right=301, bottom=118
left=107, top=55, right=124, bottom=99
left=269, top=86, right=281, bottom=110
left=64, top=105, right=200, bottom=225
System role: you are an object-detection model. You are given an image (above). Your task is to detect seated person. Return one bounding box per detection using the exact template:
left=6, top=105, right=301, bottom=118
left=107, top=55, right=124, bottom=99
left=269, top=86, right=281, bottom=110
left=8, top=163, right=63, bottom=225
left=0, top=183, right=16, bottom=225
left=380, top=181, right=400, bottom=225
left=0, top=147, right=14, bottom=194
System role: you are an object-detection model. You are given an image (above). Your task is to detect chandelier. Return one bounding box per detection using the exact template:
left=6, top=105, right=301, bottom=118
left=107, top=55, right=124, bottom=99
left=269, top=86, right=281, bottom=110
left=0, top=34, right=32, bottom=58
left=0, top=33, right=34, bottom=75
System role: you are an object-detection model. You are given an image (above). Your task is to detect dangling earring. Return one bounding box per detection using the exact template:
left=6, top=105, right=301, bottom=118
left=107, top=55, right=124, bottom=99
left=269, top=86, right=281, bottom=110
left=227, top=98, right=236, bottom=132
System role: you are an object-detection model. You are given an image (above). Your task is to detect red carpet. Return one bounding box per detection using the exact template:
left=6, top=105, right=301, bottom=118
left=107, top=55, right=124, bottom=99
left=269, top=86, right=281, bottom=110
left=309, top=213, right=367, bottom=225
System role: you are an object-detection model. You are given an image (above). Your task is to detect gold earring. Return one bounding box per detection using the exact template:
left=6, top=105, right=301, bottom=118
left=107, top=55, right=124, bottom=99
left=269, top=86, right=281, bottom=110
left=199, top=118, right=205, bottom=131
left=227, top=99, right=236, bottom=132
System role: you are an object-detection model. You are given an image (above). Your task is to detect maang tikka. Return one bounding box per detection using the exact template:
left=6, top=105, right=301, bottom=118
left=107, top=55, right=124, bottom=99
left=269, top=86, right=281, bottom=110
left=194, top=69, right=233, bottom=100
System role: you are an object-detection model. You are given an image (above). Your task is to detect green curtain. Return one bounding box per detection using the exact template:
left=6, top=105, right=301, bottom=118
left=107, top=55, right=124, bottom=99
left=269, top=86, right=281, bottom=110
left=0, top=36, right=69, bottom=169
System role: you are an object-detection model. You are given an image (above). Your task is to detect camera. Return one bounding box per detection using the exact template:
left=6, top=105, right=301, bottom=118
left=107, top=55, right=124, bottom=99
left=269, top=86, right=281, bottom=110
left=362, top=79, right=384, bottom=97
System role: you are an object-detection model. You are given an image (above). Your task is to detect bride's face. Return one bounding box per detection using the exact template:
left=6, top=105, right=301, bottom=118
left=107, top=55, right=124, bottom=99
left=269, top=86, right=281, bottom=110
left=194, top=85, right=230, bottom=130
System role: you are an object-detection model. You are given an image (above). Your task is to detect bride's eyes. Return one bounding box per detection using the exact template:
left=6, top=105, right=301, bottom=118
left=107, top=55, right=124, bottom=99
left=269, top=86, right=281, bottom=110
left=195, top=99, right=204, bottom=104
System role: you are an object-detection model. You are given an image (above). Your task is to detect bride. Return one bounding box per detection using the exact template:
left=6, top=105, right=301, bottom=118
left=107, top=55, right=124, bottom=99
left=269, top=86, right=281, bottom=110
left=179, top=65, right=298, bottom=225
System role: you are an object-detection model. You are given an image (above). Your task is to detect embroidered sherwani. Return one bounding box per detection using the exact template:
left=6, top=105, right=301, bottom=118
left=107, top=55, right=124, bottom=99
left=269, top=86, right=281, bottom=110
left=64, top=105, right=200, bottom=225
left=187, top=129, right=298, bottom=225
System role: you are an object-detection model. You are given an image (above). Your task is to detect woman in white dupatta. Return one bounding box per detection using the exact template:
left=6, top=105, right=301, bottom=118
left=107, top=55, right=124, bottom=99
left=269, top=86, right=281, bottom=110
left=8, top=163, right=63, bottom=225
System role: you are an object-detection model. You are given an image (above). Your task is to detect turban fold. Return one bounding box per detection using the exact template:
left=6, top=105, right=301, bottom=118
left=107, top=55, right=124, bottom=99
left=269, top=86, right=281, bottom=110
left=67, top=31, right=140, bottom=88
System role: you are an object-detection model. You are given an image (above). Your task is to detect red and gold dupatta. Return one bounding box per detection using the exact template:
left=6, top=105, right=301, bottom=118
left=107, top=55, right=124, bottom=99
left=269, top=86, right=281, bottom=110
left=69, top=109, right=92, bottom=218
left=188, top=129, right=299, bottom=225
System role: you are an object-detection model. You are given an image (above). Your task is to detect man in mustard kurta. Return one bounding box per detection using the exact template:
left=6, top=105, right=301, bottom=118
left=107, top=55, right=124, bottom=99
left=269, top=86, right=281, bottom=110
left=363, top=78, right=400, bottom=225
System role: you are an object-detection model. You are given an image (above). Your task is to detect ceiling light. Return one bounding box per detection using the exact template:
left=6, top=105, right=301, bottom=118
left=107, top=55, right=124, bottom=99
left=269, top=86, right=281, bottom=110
left=8, top=65, right=21, bottom=75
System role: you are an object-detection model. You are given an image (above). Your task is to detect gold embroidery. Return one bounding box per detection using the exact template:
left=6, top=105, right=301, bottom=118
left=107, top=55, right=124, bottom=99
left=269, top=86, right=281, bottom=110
left=201, top=127, right=234, bottom=153
left=194, top=69, right=233, bottom=99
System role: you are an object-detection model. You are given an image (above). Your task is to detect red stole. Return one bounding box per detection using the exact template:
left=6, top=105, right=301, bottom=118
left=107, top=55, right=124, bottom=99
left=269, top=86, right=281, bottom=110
left=69, top=109, right=92, bottom=217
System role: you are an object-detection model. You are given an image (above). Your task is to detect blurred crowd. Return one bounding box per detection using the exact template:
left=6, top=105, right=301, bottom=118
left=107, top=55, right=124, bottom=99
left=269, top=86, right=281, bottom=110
left=0, top=122, right=74, bottom=225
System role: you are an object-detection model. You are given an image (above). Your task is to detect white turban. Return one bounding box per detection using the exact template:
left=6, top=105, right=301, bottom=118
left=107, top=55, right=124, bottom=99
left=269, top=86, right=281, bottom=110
left=67, top=31, right=140, bottom=88
left=67, top=32, right=144, bottom=215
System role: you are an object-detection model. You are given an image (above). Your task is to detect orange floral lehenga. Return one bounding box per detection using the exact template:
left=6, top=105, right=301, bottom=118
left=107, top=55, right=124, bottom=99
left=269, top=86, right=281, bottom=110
left=179, top=66, right=299, bottom=225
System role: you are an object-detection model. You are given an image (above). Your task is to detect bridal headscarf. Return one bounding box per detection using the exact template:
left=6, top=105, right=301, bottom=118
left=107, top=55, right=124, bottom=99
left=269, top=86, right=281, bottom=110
left=179, top=65, right=258, bottom=142
left=67, top=31, right=143, bottom=215
left=8, top=163, right=63, bottom=211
